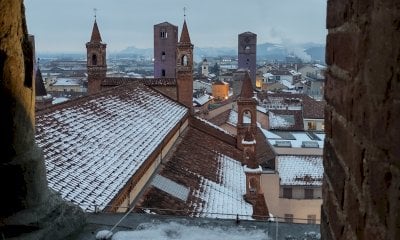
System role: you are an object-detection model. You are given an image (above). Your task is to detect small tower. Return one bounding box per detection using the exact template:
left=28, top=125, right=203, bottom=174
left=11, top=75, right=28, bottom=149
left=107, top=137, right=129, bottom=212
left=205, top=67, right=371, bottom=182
left=201, top=58, right=209, bottom=76
left=154, top=22, right=178, bottom=78
left=86, top=18, right=107, bottom=94
left=176, top=19, right=194, bottom=110
left=238, top=32, right=257, bottom=88
left=35, top=63, right=52, bottom=111
left=236, top=71, right=257, bottom=150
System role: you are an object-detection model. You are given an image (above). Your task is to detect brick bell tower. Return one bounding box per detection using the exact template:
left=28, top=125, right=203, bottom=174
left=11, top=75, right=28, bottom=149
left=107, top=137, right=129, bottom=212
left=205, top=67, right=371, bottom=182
left=176, top=18, right=194, bottom=111
left=86, top=18, right=107, bottom=94
left=237, top=71, right=257, bottom=150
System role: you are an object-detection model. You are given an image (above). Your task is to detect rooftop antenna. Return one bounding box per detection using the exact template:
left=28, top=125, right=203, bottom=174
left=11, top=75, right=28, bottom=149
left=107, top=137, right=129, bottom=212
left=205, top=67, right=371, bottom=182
left=93, top=8, right=97, bottom=20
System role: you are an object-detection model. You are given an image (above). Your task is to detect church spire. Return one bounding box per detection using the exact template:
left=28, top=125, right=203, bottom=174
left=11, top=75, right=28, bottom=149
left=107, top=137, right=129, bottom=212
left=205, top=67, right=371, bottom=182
left=179, top=20, right=191, bottom=44
left=90, top=19, right=102, bottom=43
left=240, top=71, right=254, bottom=99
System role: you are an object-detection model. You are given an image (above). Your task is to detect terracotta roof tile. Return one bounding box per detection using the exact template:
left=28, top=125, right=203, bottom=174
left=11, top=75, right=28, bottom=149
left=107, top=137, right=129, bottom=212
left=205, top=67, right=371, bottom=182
left=35, top=82, right=188, bottom=212
left=101, top=77, right=176, bottom=87
left=136, top=128, right=254, bottom=219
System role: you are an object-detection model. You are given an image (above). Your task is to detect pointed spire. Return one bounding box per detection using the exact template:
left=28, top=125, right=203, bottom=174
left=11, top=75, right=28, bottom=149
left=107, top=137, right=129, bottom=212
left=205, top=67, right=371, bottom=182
left=179, top=20, right=191, bottom=43
left=90, top=20, right=102, bottom=43
left=35, top=66, right=47, bottom=96
left=240, top=71, right=254, bottom=98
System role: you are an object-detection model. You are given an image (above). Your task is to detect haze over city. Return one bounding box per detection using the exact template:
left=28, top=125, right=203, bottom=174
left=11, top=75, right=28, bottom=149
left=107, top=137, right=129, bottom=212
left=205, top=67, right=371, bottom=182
left=24, top=0, right=327, bottom=53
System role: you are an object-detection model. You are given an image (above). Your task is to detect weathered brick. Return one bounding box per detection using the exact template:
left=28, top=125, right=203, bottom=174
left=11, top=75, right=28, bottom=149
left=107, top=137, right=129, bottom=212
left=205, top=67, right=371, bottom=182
left=323, top=143, right=346, bottom=207
left=326, top=0, right=353, bottom=28
left=326, top=32, right=359, bottom=74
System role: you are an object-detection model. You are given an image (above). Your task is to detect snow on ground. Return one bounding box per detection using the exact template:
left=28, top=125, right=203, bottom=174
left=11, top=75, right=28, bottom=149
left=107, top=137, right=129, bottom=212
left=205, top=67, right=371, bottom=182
left=111, top=222, right=269, bottom=240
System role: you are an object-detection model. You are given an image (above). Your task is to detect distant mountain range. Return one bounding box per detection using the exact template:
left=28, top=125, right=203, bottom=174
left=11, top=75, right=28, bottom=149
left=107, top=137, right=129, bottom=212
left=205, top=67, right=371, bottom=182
left=37, top=42, right=325, bottom=64
left=117, top=42, right=325, bottom=63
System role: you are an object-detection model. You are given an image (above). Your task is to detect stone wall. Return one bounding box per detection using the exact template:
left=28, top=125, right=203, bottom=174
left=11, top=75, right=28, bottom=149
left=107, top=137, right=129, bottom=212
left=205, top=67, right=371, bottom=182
left=322, top=0, right=400, bottom=239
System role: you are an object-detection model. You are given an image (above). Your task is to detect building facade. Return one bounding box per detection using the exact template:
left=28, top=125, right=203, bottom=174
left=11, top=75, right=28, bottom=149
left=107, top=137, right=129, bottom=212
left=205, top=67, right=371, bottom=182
left=238, top=32, right=257, bottom=88
left=154, top=22, right=178, bottom=78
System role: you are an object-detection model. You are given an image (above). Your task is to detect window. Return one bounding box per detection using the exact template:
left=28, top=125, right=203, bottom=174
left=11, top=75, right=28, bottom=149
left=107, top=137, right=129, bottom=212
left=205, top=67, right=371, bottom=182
left=283, top=187, right=292, bottom=198
left=161, top=51, right=166, bottom=61
left=308, top=121, right=316, bottom=130
left=307, top=214, right=316, bottom=224
left=284, top=214, right=293, bottom=223
left=161, top=69, right=166, bottom=77
left=92, top=54, right=97, bottom=65
left=181, top=55, right=188, bottom=66
left=305, top=188, right=314, bottom=199
left=160, top=30, right=167, bottom=38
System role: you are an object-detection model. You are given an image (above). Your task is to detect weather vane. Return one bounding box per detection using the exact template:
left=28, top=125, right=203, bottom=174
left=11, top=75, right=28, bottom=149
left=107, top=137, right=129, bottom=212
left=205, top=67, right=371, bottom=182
left=183, top=7, right=187, bottom=19
left=94, top=8, right=97, bottom=20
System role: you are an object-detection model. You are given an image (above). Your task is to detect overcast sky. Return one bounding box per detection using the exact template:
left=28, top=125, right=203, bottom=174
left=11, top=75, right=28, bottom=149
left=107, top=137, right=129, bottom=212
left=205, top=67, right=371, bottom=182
left=24, top=0, right=327, bottom=53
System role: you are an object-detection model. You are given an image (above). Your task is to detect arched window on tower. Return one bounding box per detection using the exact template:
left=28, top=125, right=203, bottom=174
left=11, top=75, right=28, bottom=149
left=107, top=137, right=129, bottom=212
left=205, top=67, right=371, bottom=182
left=181, top=55, right=188, bottom=66
left=161, top=51, right=166, bottom=61
left=161, top=69, right=166, bottom=77
left=92, top=54, right=97, bottom=66
left=243, top=110, right=252, bottom=124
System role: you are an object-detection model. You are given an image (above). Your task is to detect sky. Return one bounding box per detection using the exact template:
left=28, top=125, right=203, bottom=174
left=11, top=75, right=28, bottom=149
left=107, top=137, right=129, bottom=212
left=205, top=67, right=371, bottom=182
left=24, top=0, right=327, bottom=53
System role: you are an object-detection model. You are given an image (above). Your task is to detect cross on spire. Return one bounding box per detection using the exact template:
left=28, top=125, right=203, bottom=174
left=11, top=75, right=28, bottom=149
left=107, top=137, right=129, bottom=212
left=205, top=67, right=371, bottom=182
left=94, top=8, right=97, bottom=20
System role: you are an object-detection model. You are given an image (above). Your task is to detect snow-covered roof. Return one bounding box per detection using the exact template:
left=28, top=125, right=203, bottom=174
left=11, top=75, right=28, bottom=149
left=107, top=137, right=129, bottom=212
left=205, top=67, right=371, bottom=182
left=35, top=83, right=188, bottom=212
left=52, top=97, right=69, bottom=104
left=278, top=155, right=323, bottom=186
left=137, top=128, right=253, bottom=220
left=52, top=78, right=81, bottom=86
left=267, top=131, right=324, bottom=149
left=269, top=111, right=294, bottom=129
left=193, top=94, right=213, bottom=106
left=195, top=152, right=253, bottom=219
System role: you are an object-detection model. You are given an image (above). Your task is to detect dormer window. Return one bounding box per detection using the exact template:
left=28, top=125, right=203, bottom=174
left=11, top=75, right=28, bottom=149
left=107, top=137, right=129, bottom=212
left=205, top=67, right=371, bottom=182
left=92, top=54, right=97, bottom=65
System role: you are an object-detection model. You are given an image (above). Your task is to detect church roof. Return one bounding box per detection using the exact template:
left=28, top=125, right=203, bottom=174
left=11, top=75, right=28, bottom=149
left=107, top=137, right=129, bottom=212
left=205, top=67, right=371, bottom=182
left=35, top=67, right=47, bottom=96
left=35, top=82, right=188, bottom=212
left=135, top=127, right=254, bottom=219
left=90, top=20, right=102, bottom=43
left=240, top=71, right=254, bottom=99
left=179, top=20, right=191, bottom=43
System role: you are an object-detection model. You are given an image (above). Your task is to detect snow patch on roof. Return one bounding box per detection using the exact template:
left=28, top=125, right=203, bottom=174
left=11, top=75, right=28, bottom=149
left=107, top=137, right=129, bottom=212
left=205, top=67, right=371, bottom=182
left=278, top=155, right=323, bottom=186
left=193, top=152, right=253, bottom=219
left=152, top=175, right=190, bottom=202
left=269, top=112, right=294, bottom=129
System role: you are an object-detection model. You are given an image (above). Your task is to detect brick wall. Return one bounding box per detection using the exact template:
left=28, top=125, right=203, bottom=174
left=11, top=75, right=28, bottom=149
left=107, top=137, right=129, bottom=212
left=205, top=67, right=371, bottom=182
left=322, top=1, right=400, bottom=239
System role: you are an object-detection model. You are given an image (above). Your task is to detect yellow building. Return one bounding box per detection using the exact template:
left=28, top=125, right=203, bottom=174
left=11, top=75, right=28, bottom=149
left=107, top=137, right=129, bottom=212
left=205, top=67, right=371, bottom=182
left=212, top=80, right=229, bottom=100
left=262, top=155, right=323, bottom=224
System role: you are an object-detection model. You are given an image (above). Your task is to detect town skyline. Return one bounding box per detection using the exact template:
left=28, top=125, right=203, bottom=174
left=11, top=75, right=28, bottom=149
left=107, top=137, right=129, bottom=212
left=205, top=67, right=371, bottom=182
left=25, top=0, right=327, bottom=53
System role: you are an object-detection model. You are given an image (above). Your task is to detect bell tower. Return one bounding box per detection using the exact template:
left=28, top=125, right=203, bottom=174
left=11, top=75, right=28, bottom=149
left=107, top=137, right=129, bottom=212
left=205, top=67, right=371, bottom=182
left=236, top=71, right=257, bottom=150
left=176, top=18, right=194, bottom=110
left=86, top=17, right=107, bottom=94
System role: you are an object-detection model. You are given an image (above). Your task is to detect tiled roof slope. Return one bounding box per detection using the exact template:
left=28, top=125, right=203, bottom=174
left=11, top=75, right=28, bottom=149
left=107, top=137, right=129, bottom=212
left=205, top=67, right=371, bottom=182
left=101, top=77, right=176, bottom=87
left=207, top=109, right=232, bottom=126
left=278, top=155, right=323, bottom=186
left=136, top=128, right=254, bottom=219
left=264, top=93, right=325, bottom=119
left=35, top=83, right=188, bottom=212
